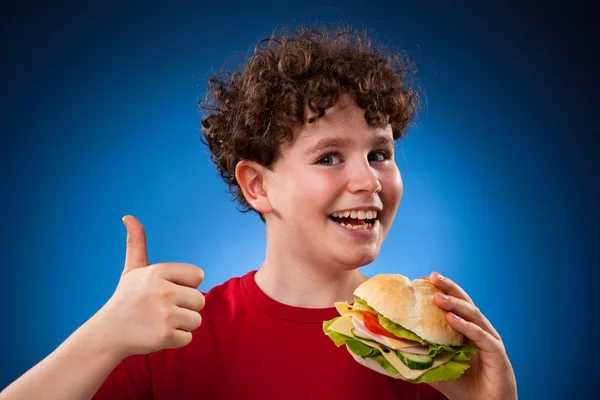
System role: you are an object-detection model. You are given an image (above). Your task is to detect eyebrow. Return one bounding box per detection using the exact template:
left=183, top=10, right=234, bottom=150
left=372, top=135, right=396, bottom=149
left=303, top=137, right=352, bottom=156
left=303, top=135, right=395, bottom=156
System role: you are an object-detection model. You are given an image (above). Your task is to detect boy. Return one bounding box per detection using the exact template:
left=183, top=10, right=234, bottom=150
left=0, top=27, right=517, bottom=399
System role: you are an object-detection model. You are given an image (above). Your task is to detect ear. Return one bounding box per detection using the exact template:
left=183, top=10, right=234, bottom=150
left=235, top=160, right=273, bottom=215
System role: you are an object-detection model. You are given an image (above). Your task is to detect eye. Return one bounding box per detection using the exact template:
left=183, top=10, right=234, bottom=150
left=368, top=151, right=389, bottom=162
left=317, top=153, right=342, bottom=166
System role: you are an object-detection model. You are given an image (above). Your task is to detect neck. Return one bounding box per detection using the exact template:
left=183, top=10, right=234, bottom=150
left=254, top=243, right=369, bottom=308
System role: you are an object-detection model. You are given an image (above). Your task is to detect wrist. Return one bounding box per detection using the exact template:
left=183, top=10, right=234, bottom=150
left=78, top=306, right=128, bottom=364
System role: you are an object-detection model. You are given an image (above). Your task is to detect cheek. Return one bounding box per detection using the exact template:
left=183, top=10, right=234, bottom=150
left=383, top=167, right=403, bottom=207
left=275, top=171, right=336, bottom=216
left=299, top=170, right=340, bottom=199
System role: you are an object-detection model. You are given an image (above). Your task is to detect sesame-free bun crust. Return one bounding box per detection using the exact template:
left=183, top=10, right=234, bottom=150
left=353, top=274, right=463, bottom=346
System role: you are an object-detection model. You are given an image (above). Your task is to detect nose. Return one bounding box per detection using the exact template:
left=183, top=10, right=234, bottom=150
left=346, top=159, right=382, bottom=195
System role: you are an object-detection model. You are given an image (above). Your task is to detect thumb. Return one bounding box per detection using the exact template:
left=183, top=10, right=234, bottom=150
left=122, top=215, right=149, bottom=274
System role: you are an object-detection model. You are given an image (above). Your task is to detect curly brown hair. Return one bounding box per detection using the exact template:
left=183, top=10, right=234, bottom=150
left=199, top=25, right=420, bottom=219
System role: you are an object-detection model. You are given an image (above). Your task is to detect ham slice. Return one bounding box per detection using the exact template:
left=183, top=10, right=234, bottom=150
left=351, top=316, right=387, bottom=343
left=351, top=316, right=429, bottom=354
left=397, top=346, right=430, bottom=355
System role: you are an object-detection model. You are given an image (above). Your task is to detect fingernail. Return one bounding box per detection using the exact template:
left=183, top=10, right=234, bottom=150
left=437, top=293, right=449, bottom=301
left=451, top=313, right=461, bottom=322
left=436, top=273, right=445, bottom=281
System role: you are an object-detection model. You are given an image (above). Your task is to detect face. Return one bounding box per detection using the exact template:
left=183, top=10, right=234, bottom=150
left=263, top=94, right=403, bottom=269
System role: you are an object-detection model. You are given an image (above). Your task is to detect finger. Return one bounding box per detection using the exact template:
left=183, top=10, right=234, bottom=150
left=154, top=263, right=205, bottom=288
left=122, top=215, right=149, bottom=274
left=429, top=272, right=473, bottom=304
left=163, top=330, right=193, bottom=349
left=446, top=312, right=503, bottom=354
left=168, top=306, right=203, bottom=332
left=168, top=282, right=205, bottom=312
left=434, top=293, right=501, bottom=341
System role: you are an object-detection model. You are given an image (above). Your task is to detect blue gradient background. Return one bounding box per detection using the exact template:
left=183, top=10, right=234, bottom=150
left=1, top=1, right=598, bottom=398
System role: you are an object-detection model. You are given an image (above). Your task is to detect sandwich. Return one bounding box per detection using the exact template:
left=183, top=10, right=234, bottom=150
left=323, top=274, right=478, bottom=383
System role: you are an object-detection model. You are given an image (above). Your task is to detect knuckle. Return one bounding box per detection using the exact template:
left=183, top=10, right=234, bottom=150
left=155, top=287, right=173, bottom=301
left=469, top=302, right=479, bottom=316
left=445, top=296, right=457, bottom=311
left=158, top=326, right=174, bottom=342
left=159, top=306, right=174, bottom=323
left=472, top=324, right=486, bottom=341
left=148, top=264, right=165, bottom=279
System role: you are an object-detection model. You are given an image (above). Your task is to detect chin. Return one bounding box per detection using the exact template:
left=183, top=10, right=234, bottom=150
left=335, top=248, right=380, bottom=269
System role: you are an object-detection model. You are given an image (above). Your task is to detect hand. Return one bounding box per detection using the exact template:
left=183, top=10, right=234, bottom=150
left=94, top=215, right=206, bottom=359
left=425, top=272, right=517, bottom=400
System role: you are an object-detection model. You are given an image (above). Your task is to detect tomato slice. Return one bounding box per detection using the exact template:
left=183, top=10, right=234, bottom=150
left=362, top=312, right=421, bottom=345
left=362, top=312, right=400, bottom=339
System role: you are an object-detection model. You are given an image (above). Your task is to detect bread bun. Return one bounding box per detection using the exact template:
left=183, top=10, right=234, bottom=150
left=353, top=274, right=463, bottom=346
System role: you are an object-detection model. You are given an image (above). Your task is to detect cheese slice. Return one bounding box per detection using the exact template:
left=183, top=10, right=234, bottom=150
left=328, top=315, right=455, bottom=380
left=328, top=313, right=364, bottom=337
left=333, top=303, right=423, bottom=350
left=334, top=302, right=372, bottom=318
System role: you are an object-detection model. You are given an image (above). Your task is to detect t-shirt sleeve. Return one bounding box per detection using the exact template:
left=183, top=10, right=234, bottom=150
left=92, top=354, right=152, bottom=400
left=419, top=384, right=449, bottom=400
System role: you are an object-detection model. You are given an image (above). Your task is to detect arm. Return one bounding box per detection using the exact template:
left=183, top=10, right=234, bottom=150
left=1, top=216, right=205, bottom=400
left=0, top=311, right=123, bottom=400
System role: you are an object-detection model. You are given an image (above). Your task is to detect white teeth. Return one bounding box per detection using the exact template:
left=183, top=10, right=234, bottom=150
left=339, top=222, right=374, bottom=230
left=330, top=209, right=379, bottom=220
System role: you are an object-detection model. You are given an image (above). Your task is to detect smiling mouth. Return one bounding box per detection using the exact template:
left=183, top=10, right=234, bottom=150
left=328, top=210, right=379, bottom=231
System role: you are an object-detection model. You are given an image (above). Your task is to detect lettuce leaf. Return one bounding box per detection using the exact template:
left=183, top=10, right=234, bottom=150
left=410, top=360, right=472, bottom=383
left=366, top=350, right=476, bottom=383
left=449, top=346, right=478, bottom=362
left=353, top=298, right=376, bottom=312
left=323, top=316, right=479, bottom=383
left=324, top=317, right=377, bottom=356
left=428, top=344, right=478, bottom=358
left=409, top=346, right=478, bottom=382
left=369, top=354, right=400, bottom=375
left=428, top=344, right=456, bottom=357
left=323, top=317, right=399, bottom=374
left=377, top=315, right=426, bottom=344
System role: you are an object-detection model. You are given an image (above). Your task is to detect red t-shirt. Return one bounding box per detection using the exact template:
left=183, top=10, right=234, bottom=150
left=93, top=270, right=447, bottom=399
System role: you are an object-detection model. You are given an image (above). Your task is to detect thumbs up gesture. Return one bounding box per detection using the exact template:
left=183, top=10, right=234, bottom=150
left=97, top=216, right=206, bottom=359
